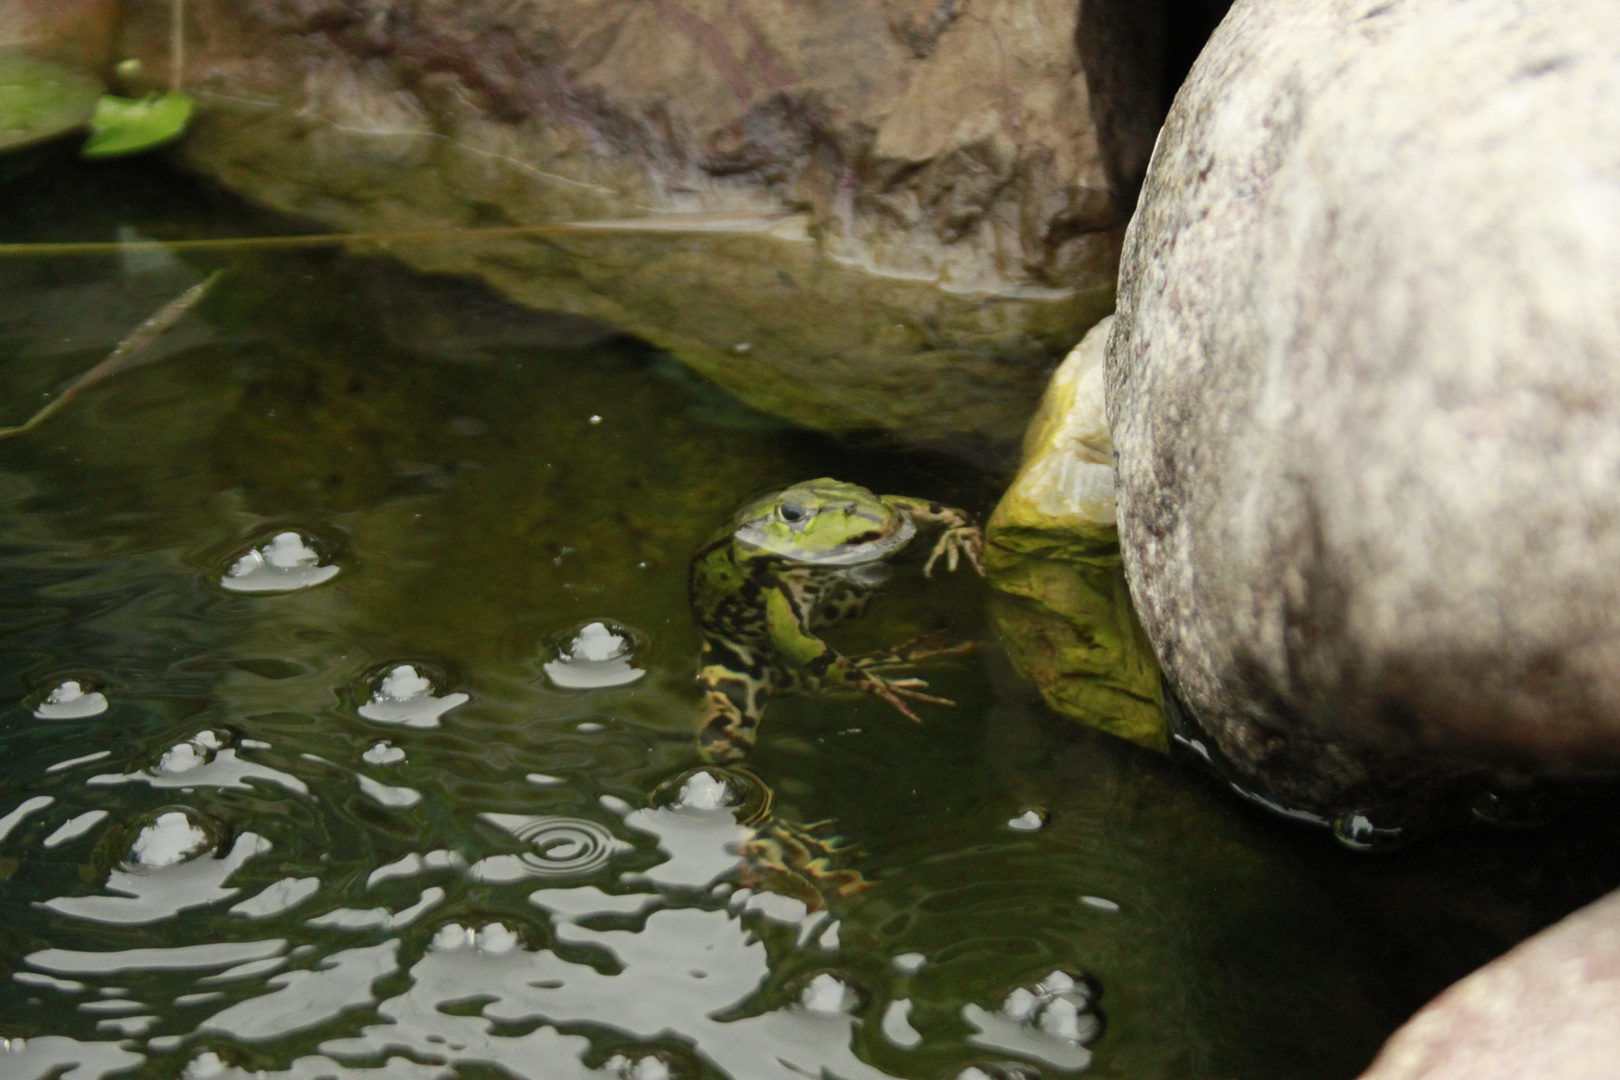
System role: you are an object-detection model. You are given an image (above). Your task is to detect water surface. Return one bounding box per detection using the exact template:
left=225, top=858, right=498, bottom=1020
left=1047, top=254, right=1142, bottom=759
left=1, top=153, right=1618, bottom=1080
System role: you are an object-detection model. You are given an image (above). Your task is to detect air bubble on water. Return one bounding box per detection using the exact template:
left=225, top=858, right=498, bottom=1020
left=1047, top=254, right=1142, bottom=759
left=679, top=771, right=737, bottom=811
left=604, top=1053, right=677, bottom=1080
left=1034, top=994, right=1101, bottom=1044
left=357, top=664, right=469, bottom=728
left=219, top=531, right=340, bottom=592
left=1006, top=809, right=1048, bottom=832
left=963, top=968, right=1102, bottom=1070
left=363, top=741, right=406, bottom=765
left=797, top=972, right=861, bottom=1016
left=157, top=734, right=224, bottom=775
left=543, top=620, right=647, bottom=689
left=648, top=767, right=770, bottom=832
left=32, top=679, right=108, bottom=720
left=1332, top=810, right=1407, bottom=852
left=952, top=1065, right=1042, bottom=1080
left=129, top=810, right=213, bottom=868
left=474, top=923, right=519, bottom=954
left=1001, top=987, right=1040, bottom=1022
left=184, top=1051, right=229, bottom=1079
left=432, top=923, right=477, bottom=952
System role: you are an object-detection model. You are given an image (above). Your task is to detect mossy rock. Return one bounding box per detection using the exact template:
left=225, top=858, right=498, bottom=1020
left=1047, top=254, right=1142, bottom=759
left=986, top=315, right=1164, bottom=749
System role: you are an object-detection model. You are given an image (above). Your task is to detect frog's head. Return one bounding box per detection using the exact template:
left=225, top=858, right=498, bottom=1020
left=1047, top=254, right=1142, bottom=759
left=732, top=478, right=915, bottom=566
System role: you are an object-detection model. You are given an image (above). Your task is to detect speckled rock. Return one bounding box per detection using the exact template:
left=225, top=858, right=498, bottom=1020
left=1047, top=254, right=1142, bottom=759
left=1356, top=886, right=1620, bottom=1080
left=1109, top=0, right=1620, bottom=814
left=987, top=315, right=1163, bottom=749
left=111, top=0, right=1169, bottom=450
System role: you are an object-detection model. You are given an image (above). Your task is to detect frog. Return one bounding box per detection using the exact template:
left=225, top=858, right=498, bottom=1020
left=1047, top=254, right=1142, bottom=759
left=689, top=477, right=985, bottom=763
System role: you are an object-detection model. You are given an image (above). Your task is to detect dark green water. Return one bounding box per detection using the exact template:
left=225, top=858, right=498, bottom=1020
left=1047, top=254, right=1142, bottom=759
left=1, top=153, right=1618, bottom=1080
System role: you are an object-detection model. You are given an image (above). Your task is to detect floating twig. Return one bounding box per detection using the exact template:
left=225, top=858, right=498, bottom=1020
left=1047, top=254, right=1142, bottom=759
left=0, top=270, right=221, bottom=440
left=0, top=210, right=801, bottom=259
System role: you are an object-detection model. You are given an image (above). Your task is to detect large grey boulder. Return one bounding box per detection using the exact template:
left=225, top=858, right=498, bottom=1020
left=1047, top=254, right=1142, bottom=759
left=1356, top=886, right=1620, bottom=1080
left=112, top=0, right=1167, bottom=450
left=1109, top=0, right=1620, bottom=815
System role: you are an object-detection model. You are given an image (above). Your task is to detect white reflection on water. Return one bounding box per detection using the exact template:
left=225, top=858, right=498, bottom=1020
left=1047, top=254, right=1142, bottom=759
left=0, top=794, right=54, bottom=842
left=11, top=753, right=921, bottom=1079
left=25, top=939, right=288, bottom=974
left=42, top=830, right=271, bottom=926
left=231, top=877, right=321, bottom=920
left=87, top=738, right=308, bottom=796
left=199, top=941, right=400, bottom=1043
left=312, top=904, right=892, bottom=1080
left=305, top=885, right=444, bottom=931
left=42, top=809, right=108, bottom=848
left=0, top=1035, right=144, bottom=1080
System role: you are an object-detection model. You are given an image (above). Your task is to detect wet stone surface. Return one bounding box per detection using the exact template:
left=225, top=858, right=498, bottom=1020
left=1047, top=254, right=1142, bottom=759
left=0, top=156, right=1616, bottom=1080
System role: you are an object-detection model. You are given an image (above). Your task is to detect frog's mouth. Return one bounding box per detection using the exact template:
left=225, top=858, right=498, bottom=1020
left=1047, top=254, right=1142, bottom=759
left=735, top=513, right=916, bottom=566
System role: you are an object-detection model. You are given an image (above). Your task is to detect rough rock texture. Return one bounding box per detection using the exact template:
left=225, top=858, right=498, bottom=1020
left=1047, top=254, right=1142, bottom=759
left=1109, top=0, right=1620, bottom=813
left=987, top=315, right=1164, bottom=748
left=1356, top=886, right=1620, bottom=1080
left=0, top=0, right=118, bottom=72
left=111, top=0, right=1167, bottom=449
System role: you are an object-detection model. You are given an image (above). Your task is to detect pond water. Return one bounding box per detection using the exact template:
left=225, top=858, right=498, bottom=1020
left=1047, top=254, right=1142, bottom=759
left=1, top=152, right=1619, bottom=1080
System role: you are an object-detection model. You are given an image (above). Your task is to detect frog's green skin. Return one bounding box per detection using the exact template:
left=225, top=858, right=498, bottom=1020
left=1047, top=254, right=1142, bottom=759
left=689, top=477, right=984, bottom=762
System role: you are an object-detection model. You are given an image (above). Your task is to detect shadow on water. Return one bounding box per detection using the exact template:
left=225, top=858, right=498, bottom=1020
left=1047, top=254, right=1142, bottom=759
left=0, top=152, right=1616, bottom=1080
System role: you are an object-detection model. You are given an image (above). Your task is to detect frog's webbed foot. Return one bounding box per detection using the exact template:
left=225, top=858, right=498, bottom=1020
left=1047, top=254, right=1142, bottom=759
left=923, top=524, right=985, bottom=578
left=853, top=631, right=977, bottom=670
left=865, top=674, right=955, bottom=722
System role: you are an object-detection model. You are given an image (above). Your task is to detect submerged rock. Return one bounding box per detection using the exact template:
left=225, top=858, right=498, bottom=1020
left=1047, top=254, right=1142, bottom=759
left=987, top=316, right=1163, bottom=750
left=113, top=0, right=1169, bottom=449
left=1109, top=0, right=1620, bottom=813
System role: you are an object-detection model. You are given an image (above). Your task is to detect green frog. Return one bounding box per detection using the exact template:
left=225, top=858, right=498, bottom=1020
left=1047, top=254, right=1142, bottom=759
left=689, top=477, right=985, bottom=762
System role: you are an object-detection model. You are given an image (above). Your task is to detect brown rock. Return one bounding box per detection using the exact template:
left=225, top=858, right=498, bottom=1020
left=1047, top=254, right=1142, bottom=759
left=0, top=0, right=119, bottom=72
left=112, top=0, right=1165, bottom=448
left=1358, top=887, right=1620, bottom=1080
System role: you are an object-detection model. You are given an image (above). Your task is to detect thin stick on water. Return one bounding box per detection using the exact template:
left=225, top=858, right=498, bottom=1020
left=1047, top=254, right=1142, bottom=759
left=0, top=271, right=221, bottom=441
left=171, top=0, right=185, bottom=93
left=0, top=210, right=798, bottom=259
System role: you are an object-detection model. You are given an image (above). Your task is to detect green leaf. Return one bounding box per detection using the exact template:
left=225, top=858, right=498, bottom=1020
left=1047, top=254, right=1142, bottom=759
left=80, top=90, right=195, bottom=158
left=0, top=54, right=104, bottom=153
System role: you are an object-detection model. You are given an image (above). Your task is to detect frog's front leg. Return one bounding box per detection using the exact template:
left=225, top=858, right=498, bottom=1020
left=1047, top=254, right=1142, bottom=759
left=765, top=587, right=950, bottom=723
left=883, top=496, right=986, bottom=577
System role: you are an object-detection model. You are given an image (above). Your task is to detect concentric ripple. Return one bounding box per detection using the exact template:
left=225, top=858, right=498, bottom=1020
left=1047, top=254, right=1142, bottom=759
left=473, top=813, right=631, bottom=881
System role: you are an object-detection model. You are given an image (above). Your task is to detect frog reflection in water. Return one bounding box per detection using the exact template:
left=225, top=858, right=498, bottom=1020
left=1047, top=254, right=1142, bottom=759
left=689, top=478, right=985, bottom=762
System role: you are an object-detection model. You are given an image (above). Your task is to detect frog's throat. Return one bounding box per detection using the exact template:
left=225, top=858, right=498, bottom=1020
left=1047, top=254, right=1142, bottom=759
left=732, top=514, right=916, bottom=566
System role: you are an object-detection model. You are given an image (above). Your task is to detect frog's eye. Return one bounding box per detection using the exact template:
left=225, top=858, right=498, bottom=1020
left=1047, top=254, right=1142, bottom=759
left=778, top=501, right=808, bottom=523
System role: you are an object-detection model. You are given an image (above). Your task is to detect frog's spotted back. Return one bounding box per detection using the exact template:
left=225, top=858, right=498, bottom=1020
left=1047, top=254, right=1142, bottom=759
left=688, top=478, right=985, bottom=763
